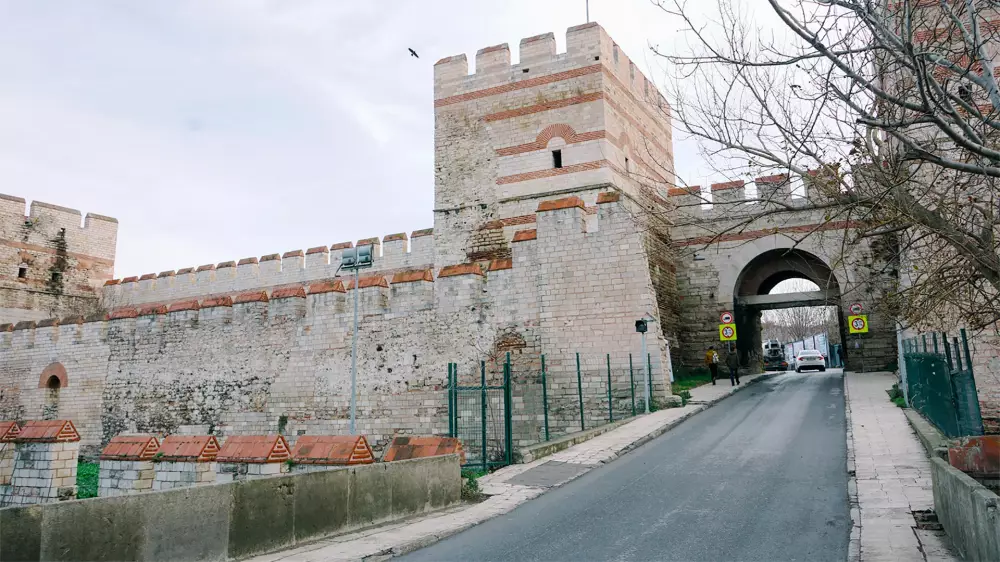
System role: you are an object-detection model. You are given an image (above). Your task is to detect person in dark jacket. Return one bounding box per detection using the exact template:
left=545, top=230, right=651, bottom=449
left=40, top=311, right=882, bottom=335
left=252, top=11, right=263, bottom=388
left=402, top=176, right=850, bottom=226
left=726, top=349, right=740, bottom=386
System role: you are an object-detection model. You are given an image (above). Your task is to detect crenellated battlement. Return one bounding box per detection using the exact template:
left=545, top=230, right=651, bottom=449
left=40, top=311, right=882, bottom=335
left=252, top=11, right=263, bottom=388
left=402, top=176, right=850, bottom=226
left=0, top=193, right=118, bottom=261
left=433, top=22, right=668, bottom=112
left=102, top=229, right=436, bottom=309
left=4, top=192, right=633, bottom=341
left=0, top=193, right=119, bottom=324
left=15, top=192, right=635, bottom=338
left=0, top=193, right=118, bottom=234
left=668, top=170, right=837, bottom=219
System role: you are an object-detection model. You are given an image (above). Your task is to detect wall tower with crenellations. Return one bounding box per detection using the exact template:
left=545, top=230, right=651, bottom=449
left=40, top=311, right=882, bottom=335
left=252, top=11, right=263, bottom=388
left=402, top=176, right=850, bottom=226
left=0, top=195, right=117, bottom=325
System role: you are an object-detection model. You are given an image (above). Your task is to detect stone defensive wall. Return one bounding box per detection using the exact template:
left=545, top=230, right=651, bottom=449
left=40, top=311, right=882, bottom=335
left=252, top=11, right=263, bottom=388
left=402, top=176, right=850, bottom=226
left=0, top=193, right=674, bottom=453
left=101, top=229, right=435, bottom=309
left=0, top=194, right=118, bottom=324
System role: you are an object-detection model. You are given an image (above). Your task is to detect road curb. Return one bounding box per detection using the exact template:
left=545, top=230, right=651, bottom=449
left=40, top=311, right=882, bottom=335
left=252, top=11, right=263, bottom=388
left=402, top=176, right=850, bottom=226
left=844, top=373, right=861, bottom=562
left=334, top=373, right=784, bottom=561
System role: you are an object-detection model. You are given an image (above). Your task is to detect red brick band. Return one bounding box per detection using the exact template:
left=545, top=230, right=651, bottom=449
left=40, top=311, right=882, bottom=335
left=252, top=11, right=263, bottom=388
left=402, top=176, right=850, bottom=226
left=434, top=64, right=602, bottom=107
left=674, top=221, right=854, bottom=247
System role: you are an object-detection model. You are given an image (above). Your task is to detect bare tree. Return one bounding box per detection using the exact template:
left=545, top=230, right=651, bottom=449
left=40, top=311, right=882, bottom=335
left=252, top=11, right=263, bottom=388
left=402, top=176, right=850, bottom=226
left=760, top=279, right=840, bottom=342
left=654, top=0, right=1000, bottom=331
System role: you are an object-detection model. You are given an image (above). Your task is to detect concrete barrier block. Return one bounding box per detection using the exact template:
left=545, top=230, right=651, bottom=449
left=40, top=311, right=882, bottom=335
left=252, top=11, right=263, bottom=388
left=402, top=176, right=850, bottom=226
left=38, top=494, right=144, bottom=562
left=347, top=463, right=392, bottom=529
left=142, top=482, right=232, bottom=562
left=292, top=466, right=350, bottom=541
left=228, top=475, right=295, bottom=559
left=389, top=458, right=430, bottom=518
left=931, top=456, right=1000, bottom=562
left=0, top=503, right=42, bottom=562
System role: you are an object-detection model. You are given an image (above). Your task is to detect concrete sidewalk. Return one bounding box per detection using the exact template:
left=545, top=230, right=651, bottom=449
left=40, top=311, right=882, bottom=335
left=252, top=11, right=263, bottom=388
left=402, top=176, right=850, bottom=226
left=249, top=373, right=771, bottom=562
left=845, top=372, right=959, bottom=562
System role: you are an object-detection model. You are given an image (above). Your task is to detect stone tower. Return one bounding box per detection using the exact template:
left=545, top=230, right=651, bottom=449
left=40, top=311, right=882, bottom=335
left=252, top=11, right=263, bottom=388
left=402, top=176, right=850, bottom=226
left=0, top=194, right=117, bottom=324
left=432, top=22, right=676, bottom=265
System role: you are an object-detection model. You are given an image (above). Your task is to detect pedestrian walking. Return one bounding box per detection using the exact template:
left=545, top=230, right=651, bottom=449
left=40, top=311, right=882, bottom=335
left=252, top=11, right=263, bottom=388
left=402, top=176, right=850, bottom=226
left=705, top=345, right=719, bottom=385
left=726, top=349, right=740, bottom=386
left=837, top=346, right=845, bottom=368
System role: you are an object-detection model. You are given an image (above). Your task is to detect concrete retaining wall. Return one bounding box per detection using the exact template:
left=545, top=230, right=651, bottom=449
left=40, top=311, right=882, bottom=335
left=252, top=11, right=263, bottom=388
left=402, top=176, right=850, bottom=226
left=930, top=456, right=1000, bottom=562
left=0, top=454, right=460, bottom=561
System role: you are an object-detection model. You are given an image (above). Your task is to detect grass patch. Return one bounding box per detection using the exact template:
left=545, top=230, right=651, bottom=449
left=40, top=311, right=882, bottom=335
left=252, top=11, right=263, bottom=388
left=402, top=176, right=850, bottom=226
left=461, top=469, right=486, bottom=502
left=77, top=461, right=99, bottom=499
left=672, top=366, right=714, bottom=394
left=887, top=383, right=907, bottom=408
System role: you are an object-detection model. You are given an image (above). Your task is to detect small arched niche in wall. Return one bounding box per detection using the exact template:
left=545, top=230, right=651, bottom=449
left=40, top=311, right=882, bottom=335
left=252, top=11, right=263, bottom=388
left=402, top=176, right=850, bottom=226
left=38, top=362, right=67, bottom=420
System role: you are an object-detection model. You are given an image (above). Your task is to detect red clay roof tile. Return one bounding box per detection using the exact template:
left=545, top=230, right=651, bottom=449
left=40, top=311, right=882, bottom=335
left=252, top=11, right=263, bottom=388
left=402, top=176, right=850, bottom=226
left=14, top=420, right=80, bottom=443
left=156, top=435, right=220, bottom=462
left=382, top=436, right=465, bottom=464
left=216, top=435, right=291, bottom=463
left=291, top=435, right=374, bottom=465
left=100, top=435, right=160, bottom=461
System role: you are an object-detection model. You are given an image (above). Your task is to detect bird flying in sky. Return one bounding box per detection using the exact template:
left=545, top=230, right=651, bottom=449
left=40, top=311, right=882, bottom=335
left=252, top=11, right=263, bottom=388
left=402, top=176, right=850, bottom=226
left=408, top=48, right=419, bottom=58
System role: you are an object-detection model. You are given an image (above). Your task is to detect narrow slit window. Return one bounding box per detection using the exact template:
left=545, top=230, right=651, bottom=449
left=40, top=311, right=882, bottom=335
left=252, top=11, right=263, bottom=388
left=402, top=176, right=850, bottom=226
left=552, top=150, right=563, bottom=169
left=17, top=266, right=26, bottom=279
left=625, top=157, right=630, bottom=173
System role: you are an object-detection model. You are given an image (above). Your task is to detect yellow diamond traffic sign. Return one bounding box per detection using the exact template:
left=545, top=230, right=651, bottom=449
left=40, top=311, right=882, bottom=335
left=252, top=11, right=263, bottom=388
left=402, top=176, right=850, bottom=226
left=848, top=315, right=868, bottom=334
left=719, top=323, right=737, bottom=341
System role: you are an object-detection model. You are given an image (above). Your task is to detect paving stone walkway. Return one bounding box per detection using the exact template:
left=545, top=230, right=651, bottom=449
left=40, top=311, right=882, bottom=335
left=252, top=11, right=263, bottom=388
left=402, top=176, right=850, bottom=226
left=249, top=374, right=769, bottom=562
left=845, top=372, right=960, bottom=562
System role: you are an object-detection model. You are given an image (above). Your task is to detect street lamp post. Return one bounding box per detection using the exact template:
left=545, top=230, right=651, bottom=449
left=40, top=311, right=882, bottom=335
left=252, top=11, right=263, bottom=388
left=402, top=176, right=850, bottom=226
left=635, top=315, right=657, bottom=414
left=337, top=244, right=374, bottom=434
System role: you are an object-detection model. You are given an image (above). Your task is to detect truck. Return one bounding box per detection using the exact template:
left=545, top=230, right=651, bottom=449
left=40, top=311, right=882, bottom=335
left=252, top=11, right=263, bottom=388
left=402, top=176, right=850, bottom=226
left=763, top=339, right=789, bottom=371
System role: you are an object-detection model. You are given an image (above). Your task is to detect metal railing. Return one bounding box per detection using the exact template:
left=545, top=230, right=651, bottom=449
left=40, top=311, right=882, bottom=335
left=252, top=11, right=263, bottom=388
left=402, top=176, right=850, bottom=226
left=447, top=352, right=661, bottom=470
left=902, top=329, right=985, bottom=437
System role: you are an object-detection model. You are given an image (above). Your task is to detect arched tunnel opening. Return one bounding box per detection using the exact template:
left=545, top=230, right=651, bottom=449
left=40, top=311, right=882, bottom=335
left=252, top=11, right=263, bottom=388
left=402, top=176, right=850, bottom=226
left=732, top=249, right=848, bottom=372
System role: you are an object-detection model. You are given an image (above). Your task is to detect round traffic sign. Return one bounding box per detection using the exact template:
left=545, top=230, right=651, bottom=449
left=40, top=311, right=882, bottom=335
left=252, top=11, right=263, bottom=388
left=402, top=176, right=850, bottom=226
left=849, top=303, right=863, bottom=315
left=851, top=317, right=866, bottom=331
left=722, top=326, right=735, bottom=338
left=720, top=311, right=734, bottom=324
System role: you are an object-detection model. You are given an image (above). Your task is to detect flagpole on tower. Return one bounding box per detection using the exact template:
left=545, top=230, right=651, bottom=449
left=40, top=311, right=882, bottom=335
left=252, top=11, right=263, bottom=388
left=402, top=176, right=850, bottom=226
left=586, top=0, right=589, bottom=22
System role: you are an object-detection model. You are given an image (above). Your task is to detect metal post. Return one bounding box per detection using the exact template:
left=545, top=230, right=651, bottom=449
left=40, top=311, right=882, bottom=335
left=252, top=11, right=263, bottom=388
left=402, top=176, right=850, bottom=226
left=576, top=353, right=585, bottom=431
left=586, top=0, right=589, bottom=22
left=641, top=332, right=649, bottom=414
left=960, top=329, right=986, bottom=435
left=922, top=334, right=928, bottom=353
left=606, top=353, right=613, bottom=422
left=350, top=265, right=359, bottom=434
left=647, top=353, right=653, bottom=411
left=448, top=363, right=454, bottom=437
left=541, top=354, right=550, bottom=441
left=897, top=326, right=910, bottom=407
left=933, top=333, right=939, bottom=354
left=629, top=354, right=636, bottom=416
left=480, top=360, right=487, bottom=473
left=504, top=353, right=513, bottom=466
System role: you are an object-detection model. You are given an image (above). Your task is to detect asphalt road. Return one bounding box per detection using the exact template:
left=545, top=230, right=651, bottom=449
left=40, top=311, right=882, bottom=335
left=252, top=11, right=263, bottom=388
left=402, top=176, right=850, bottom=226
left=402, top=371, right=850, bottom=562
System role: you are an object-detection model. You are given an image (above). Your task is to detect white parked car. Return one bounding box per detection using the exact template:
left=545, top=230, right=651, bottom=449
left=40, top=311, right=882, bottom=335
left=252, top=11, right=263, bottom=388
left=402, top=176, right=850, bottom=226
left=794, top=350, right=826, bottom=372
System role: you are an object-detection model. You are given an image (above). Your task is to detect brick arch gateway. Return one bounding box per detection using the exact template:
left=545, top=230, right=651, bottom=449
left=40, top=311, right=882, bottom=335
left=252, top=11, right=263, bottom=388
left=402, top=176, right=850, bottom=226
left=671, top=176, right=898, bottom=374
left=731, top=248, right=847, bottom=370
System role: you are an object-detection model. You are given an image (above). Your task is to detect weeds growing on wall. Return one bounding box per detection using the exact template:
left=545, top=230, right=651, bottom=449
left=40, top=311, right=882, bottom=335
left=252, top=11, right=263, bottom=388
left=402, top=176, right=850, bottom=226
left=77, top=461, right=99, bottom=499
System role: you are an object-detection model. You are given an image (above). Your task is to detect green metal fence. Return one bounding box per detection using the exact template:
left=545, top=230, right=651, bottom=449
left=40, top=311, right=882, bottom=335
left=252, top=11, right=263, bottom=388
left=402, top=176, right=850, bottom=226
left=447, top=351, right=661, bottom=471
left=447, top=357, right=513, bottom=471
left=902, top=329, right=985, bottom=438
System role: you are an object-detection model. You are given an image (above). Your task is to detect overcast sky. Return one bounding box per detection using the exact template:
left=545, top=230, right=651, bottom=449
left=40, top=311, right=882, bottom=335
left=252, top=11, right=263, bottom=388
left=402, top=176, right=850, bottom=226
left=0, top=0, right=715, bottom=277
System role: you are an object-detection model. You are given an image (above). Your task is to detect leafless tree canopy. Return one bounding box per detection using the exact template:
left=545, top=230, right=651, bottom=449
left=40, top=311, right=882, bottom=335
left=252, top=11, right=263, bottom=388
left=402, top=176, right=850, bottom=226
left=656, top=0, right=1000, bottom=330
left=761, top=279, right=841, bottom=341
